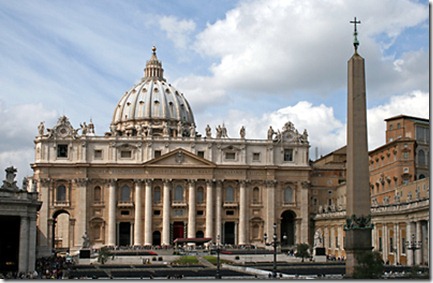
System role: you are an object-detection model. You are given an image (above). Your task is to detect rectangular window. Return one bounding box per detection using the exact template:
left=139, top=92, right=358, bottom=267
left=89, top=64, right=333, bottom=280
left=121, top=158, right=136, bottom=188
left=197, top=151, right=205, bottom=158
left=120, top=210, right=130, bottom=215
left=283, top=149, right=293, bottom=161
left=94, top=150, right=102, bottom=159
left=336, top=236, right=339, bottom=248
left=154, top=210, right=161, bottom=216
left=57, top=144, right=68, bottom=158
left=225, top=152, right=236, bottom=160
left=401, top=237, right=406, bottom=253
left=120, top=150, right=131, bottom=158
left=154, top=150, right=161, bottom=158
left=197, top=210, right=204, bottom=216
left=226, top=210, right=234, bottom=216
left=253, top=152, right=260, bottom=161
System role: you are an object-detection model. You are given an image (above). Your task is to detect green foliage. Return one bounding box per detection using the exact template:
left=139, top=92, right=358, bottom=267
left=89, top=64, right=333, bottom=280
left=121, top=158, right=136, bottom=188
left=171, top=256, right=199, bottom=265
left=352, top=250, right=384, bottom=279
left=294, top=243, right=310, bottom=262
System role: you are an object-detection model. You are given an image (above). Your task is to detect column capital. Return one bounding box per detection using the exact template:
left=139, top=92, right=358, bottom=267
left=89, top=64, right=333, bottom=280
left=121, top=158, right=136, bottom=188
left=74, top=178, right=89, bottom=186
left=144, top=179, right=153, bottom=185
left=134, top=179, right=145, bottom=185
left=188, top=179, right=197, bottom=185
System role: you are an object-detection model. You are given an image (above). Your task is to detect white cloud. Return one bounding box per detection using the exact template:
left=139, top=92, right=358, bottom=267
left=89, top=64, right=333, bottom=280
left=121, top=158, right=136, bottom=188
left=159, top=16, right=196, bottom=49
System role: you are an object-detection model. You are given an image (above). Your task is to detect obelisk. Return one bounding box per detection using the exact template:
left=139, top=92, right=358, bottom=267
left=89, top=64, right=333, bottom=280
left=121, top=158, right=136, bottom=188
left=344, top=17, right=373, bottom=277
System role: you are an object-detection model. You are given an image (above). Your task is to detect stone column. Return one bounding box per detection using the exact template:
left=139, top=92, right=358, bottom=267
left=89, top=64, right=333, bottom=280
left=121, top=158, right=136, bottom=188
left=406, top=221, right=413, bottom=266
left=38, top=179, right=51, bottom=257
left=238, top=180, right=247, bottom=245
left=205, top=180, right=214, bottom=238
left=28, top=216, right=37, bottom=272
left=144, top=179, right=153, bottom=246
left=75, top=179, right=88, bottom=249
left=383, top=224, right=388, bottom=263
left=187, top=180, right=196, bottom=238
left=300, top=181, right=311, bottom=243
left=18, top=216, right=29, bottom=273
left=215, top=181, right=223, bottom=239
left=107, top=180, right=117, bottom=246
left=265, top=180, right=276, bottom=238
left=162, top=180, right=171, bottom=245
left=415, top=221, right=422, bottom=265
left=134, top=180, right=143, bottom=246
left=394, top=223, right=400, bottom=265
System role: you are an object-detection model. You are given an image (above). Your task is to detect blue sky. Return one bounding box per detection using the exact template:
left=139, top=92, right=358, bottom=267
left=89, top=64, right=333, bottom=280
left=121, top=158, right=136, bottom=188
left=0, top=0, right=429, bottom=182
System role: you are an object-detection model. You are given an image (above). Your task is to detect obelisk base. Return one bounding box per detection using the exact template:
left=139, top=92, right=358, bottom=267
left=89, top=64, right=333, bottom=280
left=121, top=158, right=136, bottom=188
left=345, top=229, right=373, bottom=277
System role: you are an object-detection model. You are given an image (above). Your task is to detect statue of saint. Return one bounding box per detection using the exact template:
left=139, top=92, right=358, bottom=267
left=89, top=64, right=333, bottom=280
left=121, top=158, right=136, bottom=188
left=82, top=232, right=90, bottom=248
left=267, top=126, right=274, bottom=140
left=240, top=126, right=246, bottom=139
left=205, top=124, right=212, bottom=138
left=38, top=122, right=45, bottom=136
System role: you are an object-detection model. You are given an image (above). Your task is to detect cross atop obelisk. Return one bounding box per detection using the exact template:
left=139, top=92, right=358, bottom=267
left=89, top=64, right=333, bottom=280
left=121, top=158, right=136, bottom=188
left=350, top=17, right=361, bottom=52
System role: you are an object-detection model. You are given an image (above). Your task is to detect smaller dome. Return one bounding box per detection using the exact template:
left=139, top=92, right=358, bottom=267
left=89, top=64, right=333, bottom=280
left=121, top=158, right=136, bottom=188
left=110, top=47, right=196, bottom=138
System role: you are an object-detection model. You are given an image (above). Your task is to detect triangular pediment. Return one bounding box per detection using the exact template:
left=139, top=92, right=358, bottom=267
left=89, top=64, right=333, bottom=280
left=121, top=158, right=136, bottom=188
left=145, top=148, right=216, bottom=167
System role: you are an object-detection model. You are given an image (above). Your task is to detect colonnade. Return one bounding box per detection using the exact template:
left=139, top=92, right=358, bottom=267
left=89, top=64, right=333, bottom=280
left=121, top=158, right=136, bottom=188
left=106, top=179, right=252, bottom=246
left=372, top=220, right=429, bottom=266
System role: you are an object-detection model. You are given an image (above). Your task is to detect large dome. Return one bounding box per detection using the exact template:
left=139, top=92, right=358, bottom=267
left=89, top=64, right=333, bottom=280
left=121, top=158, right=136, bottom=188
left=110, top=47, right=195, bottom=137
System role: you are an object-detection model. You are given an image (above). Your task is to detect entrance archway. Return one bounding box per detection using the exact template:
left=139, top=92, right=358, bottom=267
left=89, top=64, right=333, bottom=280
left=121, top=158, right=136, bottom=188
left=52, top=210, right=71, bottom=252
left=224, top=222, right=235, bottom=245
left=152, top=231, right=161, bottom=246
left=173, top=221, right=184, bottom=241
left=281, top=210, right=296, bottom=246
left=119, top=222, right=131, bottom=246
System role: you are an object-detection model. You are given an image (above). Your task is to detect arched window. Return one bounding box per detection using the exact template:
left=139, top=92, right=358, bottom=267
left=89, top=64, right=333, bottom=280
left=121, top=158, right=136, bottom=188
left=252, top=187, right=260, bottom=203
left=418, top=149, right=426, bottom=166
left=153, top=187, right=161, bottom=203
left=196, top=187, right=204, bottom=203
left=174, top=185, right=184, bottom=202
left=94, top=186, right=101, bottom=202
left=284, top=187, right=293, bottom=203
left=225, top=186, right=234, bottom=202
left=120, top=185, right=130, bottom=202
left=56, top=185, right=66, bottom=202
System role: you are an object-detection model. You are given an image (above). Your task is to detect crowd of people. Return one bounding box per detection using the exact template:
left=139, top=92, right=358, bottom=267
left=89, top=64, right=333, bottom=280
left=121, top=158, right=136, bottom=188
left=0, top=255, right=74, bottom=279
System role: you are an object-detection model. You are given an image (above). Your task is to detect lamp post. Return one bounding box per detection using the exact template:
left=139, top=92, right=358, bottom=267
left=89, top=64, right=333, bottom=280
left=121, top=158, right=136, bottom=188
left=264, top=223, right=286, bottom=278
left=215, top=235, right=221, bottom=279
left=405, top=233, right=422, bottom=266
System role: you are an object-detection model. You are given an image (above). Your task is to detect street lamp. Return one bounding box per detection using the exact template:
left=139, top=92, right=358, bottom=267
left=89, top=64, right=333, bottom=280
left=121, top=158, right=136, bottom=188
left=405, top=234, right=422, bottom=266
left=264, top=223, right=286, bottom=278
left=215, top=235, right=221, bottom=279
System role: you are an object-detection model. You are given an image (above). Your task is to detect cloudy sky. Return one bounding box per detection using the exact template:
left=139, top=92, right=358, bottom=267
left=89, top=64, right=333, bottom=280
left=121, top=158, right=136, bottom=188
left=0, top=0, right=429, bottom=182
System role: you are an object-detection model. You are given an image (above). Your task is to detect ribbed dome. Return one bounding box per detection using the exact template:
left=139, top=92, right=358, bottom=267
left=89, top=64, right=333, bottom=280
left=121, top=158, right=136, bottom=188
left=110, top=47, right=195, bottom=137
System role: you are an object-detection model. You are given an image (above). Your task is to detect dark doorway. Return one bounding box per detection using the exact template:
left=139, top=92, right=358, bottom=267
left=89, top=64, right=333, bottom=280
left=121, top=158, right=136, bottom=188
left=196, top=231, right=204, bottom=238
left=119, top=222, right=131, bottom=246
left=173, top=222, right=184, bottom=241
left=152, top=231, right=161, bottom=246
left=224, top=222, right=235, bottom=245
left=0, top=216, right=20, bottom=273
left=281, top=210, right=296, bottom=246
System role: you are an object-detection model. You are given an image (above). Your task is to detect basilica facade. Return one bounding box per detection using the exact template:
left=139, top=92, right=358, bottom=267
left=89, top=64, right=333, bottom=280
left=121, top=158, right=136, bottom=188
left=32, top=47, right=311, bottom=257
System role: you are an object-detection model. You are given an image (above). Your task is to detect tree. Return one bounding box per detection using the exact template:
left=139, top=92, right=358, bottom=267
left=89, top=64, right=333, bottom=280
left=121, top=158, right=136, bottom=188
left=295, top=243, right=310, bottom=262
left=352, top=250, right=384, bottom=279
